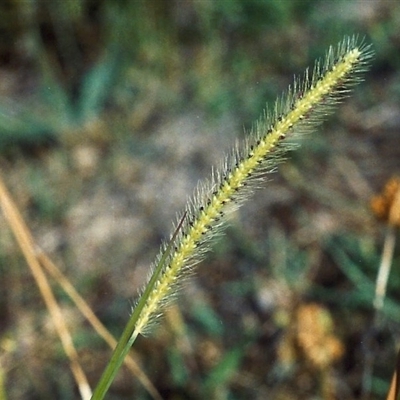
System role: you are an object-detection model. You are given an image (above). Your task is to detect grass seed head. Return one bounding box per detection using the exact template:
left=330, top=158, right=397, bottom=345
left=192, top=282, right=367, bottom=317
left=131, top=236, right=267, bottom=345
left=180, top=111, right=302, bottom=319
left=133, top=36, right=373, bottom=337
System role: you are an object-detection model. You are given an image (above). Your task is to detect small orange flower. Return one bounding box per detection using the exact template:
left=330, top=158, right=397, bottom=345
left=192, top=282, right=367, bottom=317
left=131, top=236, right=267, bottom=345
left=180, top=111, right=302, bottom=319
left=371, top=176, right=400, bottom=227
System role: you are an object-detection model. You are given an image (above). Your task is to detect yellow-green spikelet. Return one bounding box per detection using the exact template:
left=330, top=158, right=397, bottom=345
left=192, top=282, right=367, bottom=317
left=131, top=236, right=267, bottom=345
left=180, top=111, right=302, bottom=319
left=133, top=36, right=373, bottom=336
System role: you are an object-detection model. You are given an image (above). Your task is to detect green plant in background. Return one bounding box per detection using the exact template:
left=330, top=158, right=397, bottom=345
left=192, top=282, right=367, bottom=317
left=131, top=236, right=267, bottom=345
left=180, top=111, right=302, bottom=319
left=0, top=0, right=149, bottom=148
left=91, top=36, right=373, bottom=399
left=0, top=1, right=118, bottom=148
left=0, top=0, right=360, bottom=151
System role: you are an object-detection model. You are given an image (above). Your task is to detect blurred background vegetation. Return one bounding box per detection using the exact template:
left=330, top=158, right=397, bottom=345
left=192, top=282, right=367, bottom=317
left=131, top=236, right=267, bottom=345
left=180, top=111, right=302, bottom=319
left=0, top=0, right=399, bottom=399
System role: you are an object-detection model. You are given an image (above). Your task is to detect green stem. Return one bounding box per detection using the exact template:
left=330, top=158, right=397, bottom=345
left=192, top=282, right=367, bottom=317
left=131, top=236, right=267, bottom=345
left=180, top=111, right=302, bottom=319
left=91, top=213, right=186, bottom=400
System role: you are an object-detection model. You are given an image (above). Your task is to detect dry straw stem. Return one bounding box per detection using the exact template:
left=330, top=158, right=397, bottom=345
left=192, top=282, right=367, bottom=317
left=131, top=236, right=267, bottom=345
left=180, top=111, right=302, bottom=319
left=0, top=173, right=162, bottom=400
left=133, top=36, right=373, bottom=337
left=371, top=177, right=400, bottom=310
left=369, top=178, right=400, bottom=400
left=386, top=348, right=400, bottom=400
left=37, top=253, right=163, bottom=400
left=0, top=173, right=92, bottom=400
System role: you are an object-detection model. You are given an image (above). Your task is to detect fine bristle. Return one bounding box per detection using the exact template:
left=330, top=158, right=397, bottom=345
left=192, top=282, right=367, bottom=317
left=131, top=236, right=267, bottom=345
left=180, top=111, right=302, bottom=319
left=133, top=36, right=373, bottom=336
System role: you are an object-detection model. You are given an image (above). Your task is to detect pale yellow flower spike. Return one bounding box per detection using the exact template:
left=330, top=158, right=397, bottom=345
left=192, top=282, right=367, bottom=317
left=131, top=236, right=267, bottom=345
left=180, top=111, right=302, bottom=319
left=133, top=36, right=373, bottom=337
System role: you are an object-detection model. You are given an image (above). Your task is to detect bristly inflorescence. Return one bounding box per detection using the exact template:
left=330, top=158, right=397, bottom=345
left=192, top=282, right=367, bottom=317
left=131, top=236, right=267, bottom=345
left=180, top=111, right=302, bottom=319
left=133, top=36, right=373, bottom=336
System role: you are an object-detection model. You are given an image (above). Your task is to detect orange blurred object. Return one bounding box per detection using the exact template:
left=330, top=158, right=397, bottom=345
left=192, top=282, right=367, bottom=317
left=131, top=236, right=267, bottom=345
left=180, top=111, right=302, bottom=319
left=371, top=176, right=400, bottom=227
